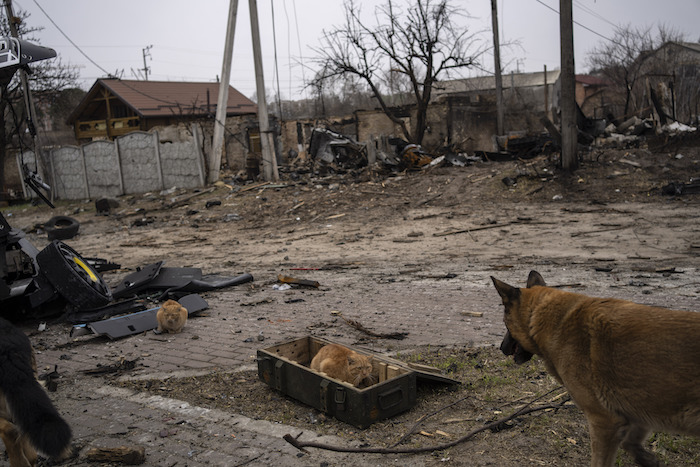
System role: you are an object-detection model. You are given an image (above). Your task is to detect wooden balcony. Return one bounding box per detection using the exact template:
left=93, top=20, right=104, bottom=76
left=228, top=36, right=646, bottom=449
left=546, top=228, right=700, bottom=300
left=75, top=116, right=141, bottom=140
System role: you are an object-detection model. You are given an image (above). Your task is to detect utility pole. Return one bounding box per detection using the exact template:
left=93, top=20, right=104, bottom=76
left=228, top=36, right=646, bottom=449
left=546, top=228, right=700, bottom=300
left=490, top=0, right=504, bottom=137
left=3, top=0, right=50, bottom=200
left=210, top=0, right=239, bottom=183
left=249, top=0, right=278, bottom=181
left=559, top=0, right=578, bottom=170
left=141, top=45, right=152, bottom=81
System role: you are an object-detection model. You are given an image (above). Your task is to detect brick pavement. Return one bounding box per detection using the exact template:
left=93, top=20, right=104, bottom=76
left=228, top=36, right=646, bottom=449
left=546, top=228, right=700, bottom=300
left=22, top=261, right=505, bottom=466
left=19, top=259, right=700, bottom=466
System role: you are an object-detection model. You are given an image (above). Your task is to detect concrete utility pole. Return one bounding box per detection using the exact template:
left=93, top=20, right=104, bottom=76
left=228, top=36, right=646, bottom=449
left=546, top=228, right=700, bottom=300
left=559, top=0, right=578, bottom=171
left=491, top=0, right=504, bottom=137
left=210, top=0, right=239, bottom=183
left=249, top=0, right=279, bottom=181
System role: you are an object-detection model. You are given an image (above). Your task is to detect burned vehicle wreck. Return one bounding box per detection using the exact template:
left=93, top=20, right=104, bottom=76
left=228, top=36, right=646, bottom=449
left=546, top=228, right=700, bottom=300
left=0, top=37, right=113, bottom=318
left=0, top=210, right=112, bottom=318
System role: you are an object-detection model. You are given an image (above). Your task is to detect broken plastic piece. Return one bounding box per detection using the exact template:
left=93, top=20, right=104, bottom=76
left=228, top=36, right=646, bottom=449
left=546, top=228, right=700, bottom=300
left=70, top=294, right=209, bottom=339
left=112, top=262, right=253, bottom=299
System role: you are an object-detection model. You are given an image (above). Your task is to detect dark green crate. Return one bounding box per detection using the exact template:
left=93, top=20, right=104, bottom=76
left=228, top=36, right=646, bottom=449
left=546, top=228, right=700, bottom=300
left=257, top=336, right=458, bottom=429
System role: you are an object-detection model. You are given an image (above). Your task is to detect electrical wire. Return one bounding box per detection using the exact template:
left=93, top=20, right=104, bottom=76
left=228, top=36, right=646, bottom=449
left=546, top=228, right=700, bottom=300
left=533, top=0, right=617, bottom=44
left=283, top=0, right=292, bottom=100
left=572, top=0, right=618, bottom=29
left=23, top=1, right=250, bottom=151
left=292, top=0, right=309, bottom=101
left=30, top=0, right=115, bottom=77
left=271, top=0, right=282, bottom=114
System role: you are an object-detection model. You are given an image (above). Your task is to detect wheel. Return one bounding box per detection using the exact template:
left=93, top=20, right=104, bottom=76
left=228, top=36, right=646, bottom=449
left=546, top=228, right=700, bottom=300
left=44, top=216, right=80, bottom=240
left=36, top=241, right=112, bottom=309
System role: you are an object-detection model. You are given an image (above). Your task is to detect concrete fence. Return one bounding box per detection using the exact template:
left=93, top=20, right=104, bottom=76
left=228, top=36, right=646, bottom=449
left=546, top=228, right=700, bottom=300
left=19, top=123, right=207, bottom=201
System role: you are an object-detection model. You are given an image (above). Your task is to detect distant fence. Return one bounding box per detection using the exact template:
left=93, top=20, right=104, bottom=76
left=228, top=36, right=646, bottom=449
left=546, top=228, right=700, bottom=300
left=18, top=124, right=207, bottom=201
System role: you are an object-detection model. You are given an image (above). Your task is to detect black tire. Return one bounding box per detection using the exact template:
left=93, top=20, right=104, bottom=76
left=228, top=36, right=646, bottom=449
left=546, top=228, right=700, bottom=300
left=36, top=241, right=112, bottom=309
left=45, top=216, right=80, bottom=240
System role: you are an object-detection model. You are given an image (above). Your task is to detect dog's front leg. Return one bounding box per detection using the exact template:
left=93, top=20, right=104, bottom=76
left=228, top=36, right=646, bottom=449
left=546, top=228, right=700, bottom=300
left=587, top=416, right=623, bottom=467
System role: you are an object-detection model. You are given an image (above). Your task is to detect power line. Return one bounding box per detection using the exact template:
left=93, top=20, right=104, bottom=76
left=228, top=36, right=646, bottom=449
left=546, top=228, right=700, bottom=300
left=573, top=0, right=618, bottom=29
left=30, top=0, right=115, bottom=77
left=533, top=0, right=616, bottom=44
left=292, top=0, right=309, bottom=101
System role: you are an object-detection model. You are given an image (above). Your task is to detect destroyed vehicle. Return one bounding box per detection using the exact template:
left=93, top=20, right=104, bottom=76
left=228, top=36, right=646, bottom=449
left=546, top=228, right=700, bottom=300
left=0, top=37, right=112, bottom=319
left=308, top=128, right=367, bottom=170
left=388, top=137, right=434, bottom=169
left=0, top=212, right=112, bottom=318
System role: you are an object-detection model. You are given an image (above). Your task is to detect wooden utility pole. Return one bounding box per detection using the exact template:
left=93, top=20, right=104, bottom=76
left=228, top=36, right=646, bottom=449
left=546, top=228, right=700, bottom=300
left=491, top=0, right=504, bottom=137
left=141, top=45, right=152, bottom=81
left=249, top=0, right=278, bottom=181
left=210, top=0, right=239, bottom=183
left=559, top=0, right=578, bottom=170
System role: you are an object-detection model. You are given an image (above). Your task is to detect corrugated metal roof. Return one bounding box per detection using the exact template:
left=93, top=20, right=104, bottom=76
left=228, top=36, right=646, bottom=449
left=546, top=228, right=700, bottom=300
left=70, top=79, right=256, bottom=122
left=433, top=70, right=561, bottom=97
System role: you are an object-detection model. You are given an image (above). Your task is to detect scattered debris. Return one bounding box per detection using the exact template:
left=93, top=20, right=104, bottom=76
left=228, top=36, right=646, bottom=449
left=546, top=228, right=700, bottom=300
left=111, top=262, right=253, bottom=299
left=84, top=446, right=146, bottom=465
left=83, top=357, right=140, bottom=376
left=70, top=294, right=208, bottom=339
left=44, top=215, right=80, bottom=240
left=277, top=274, right=320, bottom=288
left=309, top=128, right=367, bottom=170
left=241, top=298, right=274, bottom=307
left=662, top=180, right=700, bottom=196
left=341, top=315, right=408, bottom=340
left=95, top=198, right=119, bottom=215
left=460, top=311, right=483, bottom=318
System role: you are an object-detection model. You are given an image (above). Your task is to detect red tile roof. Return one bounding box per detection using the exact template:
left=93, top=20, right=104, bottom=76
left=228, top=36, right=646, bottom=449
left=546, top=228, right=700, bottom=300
left=575, top=74, right=611, bottom=87
left=71, top=79, right=256, bottom=122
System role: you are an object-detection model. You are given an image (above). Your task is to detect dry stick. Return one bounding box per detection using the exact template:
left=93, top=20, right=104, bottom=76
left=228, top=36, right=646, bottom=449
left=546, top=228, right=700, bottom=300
left=389, top=395, right=472, bottom=448
left=341, top=316, right=408, bottom=340
left=433, top=222, right=512, bottom=237
left=283, top=390, right=570, bottom=455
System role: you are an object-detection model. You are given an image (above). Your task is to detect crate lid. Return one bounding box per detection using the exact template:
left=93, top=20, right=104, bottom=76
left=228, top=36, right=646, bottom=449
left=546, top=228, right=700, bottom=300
left=375, top=355, right=460, bottom=386
left=404, top=361, right=460, bottom=385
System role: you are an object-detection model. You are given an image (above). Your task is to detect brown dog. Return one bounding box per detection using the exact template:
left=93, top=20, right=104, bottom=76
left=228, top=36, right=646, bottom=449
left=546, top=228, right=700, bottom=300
left=492, top=271, right=700, bottom=467
left=0, top=318, right=71, bottom=466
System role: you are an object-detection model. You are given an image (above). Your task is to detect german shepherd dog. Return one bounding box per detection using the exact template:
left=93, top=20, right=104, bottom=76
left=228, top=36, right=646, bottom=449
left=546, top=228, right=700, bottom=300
left=492, top=271, right=700, bottom=467
left=0, top=317, right=71, bottom=466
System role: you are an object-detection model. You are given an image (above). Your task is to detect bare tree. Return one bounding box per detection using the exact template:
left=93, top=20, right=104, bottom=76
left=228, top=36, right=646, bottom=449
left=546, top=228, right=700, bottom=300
left=309, top=0, right=483, bottom=145
left=0, top=8, right=80, bottom=194
left=586, top=24, right=686, bottom=120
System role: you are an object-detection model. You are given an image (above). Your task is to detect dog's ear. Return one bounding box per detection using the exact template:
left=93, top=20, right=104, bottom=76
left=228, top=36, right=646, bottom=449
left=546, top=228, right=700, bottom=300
left=526, top=270, right=546, bottom=288
left=491, top=277, right=520, bottom=308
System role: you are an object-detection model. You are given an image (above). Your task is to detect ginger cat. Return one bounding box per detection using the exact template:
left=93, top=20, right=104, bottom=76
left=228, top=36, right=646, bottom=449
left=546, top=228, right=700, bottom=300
left=156, top=300, right=188, bottom=334
left=310, top=344, right=375, bottom=388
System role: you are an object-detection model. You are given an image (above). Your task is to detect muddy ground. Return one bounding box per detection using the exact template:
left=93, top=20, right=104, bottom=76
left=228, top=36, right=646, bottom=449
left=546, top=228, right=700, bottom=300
left=3, top=132, right=700, bottom=466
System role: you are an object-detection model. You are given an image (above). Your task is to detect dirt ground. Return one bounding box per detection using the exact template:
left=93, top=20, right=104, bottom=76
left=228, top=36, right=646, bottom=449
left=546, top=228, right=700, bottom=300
left=3, top=131, right=700, bottom=466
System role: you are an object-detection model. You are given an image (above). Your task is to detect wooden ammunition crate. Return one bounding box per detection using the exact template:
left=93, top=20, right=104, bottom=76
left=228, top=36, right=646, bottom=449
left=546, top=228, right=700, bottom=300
left=257, top=336, right=458, bottom=428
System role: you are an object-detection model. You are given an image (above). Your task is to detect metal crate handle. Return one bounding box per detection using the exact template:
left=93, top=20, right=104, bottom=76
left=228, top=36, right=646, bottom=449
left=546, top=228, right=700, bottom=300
left=378, top=386, right=404, bottom=410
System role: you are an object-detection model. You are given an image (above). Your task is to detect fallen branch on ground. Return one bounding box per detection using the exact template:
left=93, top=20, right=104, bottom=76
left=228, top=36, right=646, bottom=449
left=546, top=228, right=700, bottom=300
left=283, top=388, right=570, bottom=455
left=341, top=316, right=408, bottom=340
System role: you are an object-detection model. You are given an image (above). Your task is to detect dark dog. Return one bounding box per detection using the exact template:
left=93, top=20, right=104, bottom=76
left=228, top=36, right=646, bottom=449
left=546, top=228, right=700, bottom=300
left=0, top=318, right=71, bottom=466
left=492, top=271, right=700, bottom=467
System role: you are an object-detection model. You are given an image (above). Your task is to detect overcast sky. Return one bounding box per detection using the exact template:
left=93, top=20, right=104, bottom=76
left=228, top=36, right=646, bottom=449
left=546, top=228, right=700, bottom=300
left=11, top=0, right=700, bottom=100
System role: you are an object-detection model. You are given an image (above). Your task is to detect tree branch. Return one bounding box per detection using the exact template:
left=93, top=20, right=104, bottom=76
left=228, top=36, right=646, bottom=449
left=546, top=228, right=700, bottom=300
left=282, top=390, right=571, bottom=455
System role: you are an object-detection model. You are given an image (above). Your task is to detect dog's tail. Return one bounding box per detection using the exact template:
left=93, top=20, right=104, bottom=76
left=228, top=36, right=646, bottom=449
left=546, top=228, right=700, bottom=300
left=0, top=323, right=71, bottom=458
